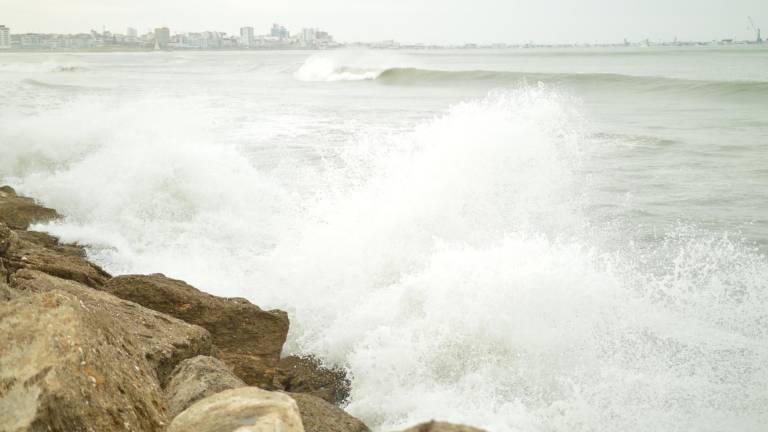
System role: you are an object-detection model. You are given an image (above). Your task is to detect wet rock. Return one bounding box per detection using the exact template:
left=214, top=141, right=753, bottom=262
left=11, top=270, right=214, bottom=385
left=15, top=229, right=87, bottom=258
left=168, top=387, right=305, bottom=432
left=1, top=234, right=111, bottom=289
left=0, top=290, right=168, bottom=431
left=0, top=186, right=59, bottom=230
left=402, top=421, right=486, bottom=432
left=277, top=355, right=351, bottom=404
left=165, top=355, right=247, bottom=418
left=104, top=274, right=289, bottom=387
left=289, top=393, right=369, bottom=432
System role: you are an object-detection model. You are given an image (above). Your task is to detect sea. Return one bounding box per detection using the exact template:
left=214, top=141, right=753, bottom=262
left=1, top=46, right=767, bottom=431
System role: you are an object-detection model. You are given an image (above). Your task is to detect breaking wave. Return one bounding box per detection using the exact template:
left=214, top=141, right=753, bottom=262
left=295, top=55, right=768, bottom=98
left=3, top=80, right=767, bottom=431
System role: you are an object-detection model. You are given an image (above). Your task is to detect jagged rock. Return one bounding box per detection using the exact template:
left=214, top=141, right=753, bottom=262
left=0, top=186, right=59, bottom=230
left=168, top=387, right=305, bottom=432
left=0, top=290, right=168, bottom=431
left=277, top=355, right=351, bottom=404
left=104, top=274, right=289, bottom=387
left=402, top=421, right=486, bottom=432
left=289, top=393, right=369, bottom=432
left=15, top=229, right=87, bottom=258
left=1, top=232, right=111, bottom=289
left=11, top=270, right=214, bottom=385
left=165, top=355, right=247, bottom=418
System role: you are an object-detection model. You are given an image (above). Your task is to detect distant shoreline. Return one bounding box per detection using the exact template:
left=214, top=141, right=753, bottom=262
left=1, top=42, right=766, bottom=54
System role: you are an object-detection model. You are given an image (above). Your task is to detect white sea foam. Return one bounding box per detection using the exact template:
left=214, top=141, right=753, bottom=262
left=294, top=50, right=415, bottom=82
left=2, top=60, right=767, bottom=431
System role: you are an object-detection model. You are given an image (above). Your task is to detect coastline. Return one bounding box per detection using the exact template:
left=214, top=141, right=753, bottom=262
left=0, top=185, right=484, bottom=431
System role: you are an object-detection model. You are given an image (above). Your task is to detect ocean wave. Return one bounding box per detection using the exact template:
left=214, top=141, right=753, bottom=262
left=295, top=54, right=768, bottom=97
left=4, top=85, right=767, bottom=431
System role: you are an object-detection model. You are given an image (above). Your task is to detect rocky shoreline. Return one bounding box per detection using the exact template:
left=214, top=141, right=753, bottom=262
left=0, top=186, right=484, bottom=432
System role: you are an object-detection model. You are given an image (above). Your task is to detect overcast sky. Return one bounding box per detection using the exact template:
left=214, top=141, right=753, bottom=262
left=3, top=0, right=767, bottom=44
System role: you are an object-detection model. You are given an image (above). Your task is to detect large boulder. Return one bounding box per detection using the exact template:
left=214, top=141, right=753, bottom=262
left=277, top=355, right=351, bottom=404
left=104, top=274, right=289, bottom=387
left=168, top=387, right=305, bottom=432
left=0, top=290, right=168, bottom=431
left=402, top=421, right=486, bottom=432
left=165, top=355, right=247, bottom=418
left=11, top=270, right=214, bottom=385
left=289, top=393, right=369, bottom=432
left=1, top=227, right=111, bottom=289
left=0, top=186, right=59, bottom=230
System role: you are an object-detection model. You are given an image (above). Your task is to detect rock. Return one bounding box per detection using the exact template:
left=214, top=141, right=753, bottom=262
left=11, top=270, right=214, bottom=385
left=168, top=387, right=305, bottom=432
left=0, top=222, right=14, bottom=255
left=104, top=274, right=289, bottom=387
left=165, top=355, right=247, bottom=418
left=1, top=232, right=111, bottom=289
left=0, top=186, right=59, bottom=230
left=0, top=290, right=168, bottom=431
left=15, top=229, right=87, bottom=258
left=402, top=421, right=486, bottom=432
left=277, top=355, right=351, bottom=404
left=289, top=393, right=369, bottom=432
left=0, top=280, right=20, bottom=301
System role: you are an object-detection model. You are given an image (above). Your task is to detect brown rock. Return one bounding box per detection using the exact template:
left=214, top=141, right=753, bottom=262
left=402, top=421, right=486, bottom=432
left=0, top=186, right=59, bottom=230
left=11, top=270, right=214, bottom=385
left=104, top=274, right=289, bottom=387
left=15, top=229, right=87, bottom=258
left=165, top=355, right=247, bottom=418
left=289, top=393, right=369, bottom=432
left=0, top=280, right=20, bottom=301
left=168, top=387, right=305, bottom=432
left=0, top=290, right=168, bottom=431
left=0, top=221, right=110, bottom=289
left=278, top=355, right=351, bottom=404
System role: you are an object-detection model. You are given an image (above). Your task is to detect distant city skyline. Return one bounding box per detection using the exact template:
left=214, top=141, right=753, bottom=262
left=3, top=0, right=767, bottom=45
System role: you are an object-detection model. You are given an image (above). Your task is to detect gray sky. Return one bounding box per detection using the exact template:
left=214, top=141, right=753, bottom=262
left=2, top=0, right=767, bottom=44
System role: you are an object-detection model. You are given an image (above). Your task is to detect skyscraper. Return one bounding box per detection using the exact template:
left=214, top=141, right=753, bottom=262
left=0, top=25, right=11, bottom=49
left=154, top=27, right=170, bottom=49
left=240, top=26, right=254, bottom=48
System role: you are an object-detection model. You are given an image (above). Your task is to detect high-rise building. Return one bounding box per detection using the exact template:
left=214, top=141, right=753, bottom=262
left=127, top=27, right=137, bottom=38
left=270, top=24, right=289, bottom=39
left=0, top=25, right=11, bottom=49
left=240, top=26, right=254, bottom=47
left=154, top=27, right=170, bottom=49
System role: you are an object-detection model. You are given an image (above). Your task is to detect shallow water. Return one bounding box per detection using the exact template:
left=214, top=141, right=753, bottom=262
left=1, top=47, right=767, bottom=431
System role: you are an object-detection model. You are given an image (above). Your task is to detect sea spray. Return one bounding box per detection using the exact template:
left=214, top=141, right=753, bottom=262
left=2, top=51, right=767, bottom=431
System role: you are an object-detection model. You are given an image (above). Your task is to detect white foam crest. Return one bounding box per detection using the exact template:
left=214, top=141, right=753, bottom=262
left=4, top=94, right=296, bottom=295
left=294, top=50, right=416, bottom=82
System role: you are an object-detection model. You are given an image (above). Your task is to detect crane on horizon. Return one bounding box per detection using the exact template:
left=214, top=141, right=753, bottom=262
left=748, top=17, right=762, bottom=43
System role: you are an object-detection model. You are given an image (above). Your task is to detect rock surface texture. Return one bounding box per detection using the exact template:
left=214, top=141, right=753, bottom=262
left=168, top=387, right=305, bottom=432
left=104, top=274, right=289, bottom=387
left=165, top=355, right=247, bottom=418
left=11, top=269, right=214, bottom=386
left=401, top=421, right=487, bottom=432
left=0, top=290, right=168, bottom=431
left=0, top=186, right=58, bottom=230
left=277, top=355, right=351, bottom=405
left=289, top=393, right=369, bottom=432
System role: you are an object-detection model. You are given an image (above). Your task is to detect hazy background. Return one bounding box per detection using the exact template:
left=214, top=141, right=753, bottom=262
left=3, top=0, right=766, bottom=44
